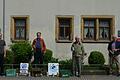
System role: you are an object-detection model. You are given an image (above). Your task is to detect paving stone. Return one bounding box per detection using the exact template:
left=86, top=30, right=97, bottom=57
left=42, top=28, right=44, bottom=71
left=0, top=75, right=120, bottom=80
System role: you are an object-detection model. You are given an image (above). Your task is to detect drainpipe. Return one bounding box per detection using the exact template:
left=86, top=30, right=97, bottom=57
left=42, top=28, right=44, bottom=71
left=3, top=0, right=5, bottom=40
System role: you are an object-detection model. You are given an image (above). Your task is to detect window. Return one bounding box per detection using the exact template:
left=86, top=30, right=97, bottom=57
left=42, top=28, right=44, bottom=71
left=11, top=16, right=30, bottom=41
left=81, top=15, right=115, bottom=42
left=15, top=19, right=26, bottom=39
left=84, top=19, right=95, bottom=40
left=56, top=15, right=74, bottom=42
left=99, top=19, right=110, bottom=40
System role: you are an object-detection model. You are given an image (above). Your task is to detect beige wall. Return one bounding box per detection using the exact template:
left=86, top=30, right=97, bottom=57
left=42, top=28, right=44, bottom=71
left=1, top=0, right=120, bottom=64
left=0, top=0, right=3, bottom=33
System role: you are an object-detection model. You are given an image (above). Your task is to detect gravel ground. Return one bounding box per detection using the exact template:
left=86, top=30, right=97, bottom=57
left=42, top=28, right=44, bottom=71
left=0, top=75, right=120, bottom=80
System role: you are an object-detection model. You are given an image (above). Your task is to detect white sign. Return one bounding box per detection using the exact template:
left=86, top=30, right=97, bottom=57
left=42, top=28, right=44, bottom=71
left=48, top=63, right=59, bottom=76
left=20, top=63, right=29, bottom=74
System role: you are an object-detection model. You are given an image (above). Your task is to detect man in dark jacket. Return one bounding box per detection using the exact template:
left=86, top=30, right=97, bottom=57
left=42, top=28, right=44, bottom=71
left=0, top=33, right=6, bottom=76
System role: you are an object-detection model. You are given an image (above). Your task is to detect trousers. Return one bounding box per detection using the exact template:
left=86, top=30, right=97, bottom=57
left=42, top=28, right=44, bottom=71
left=72, top=54, right=83, bottom=77
left=0, top=54, right=4, bottom=75
left=34, top=49, right=43, bottom=64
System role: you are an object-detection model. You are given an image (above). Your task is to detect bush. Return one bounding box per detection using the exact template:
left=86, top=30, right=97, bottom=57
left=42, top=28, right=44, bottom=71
left=88, top=51, right=105, bottom=65
left=10, top=41, right=33, bottom=64
left=50, top=57, right=59, bottom=63
left=43, top=49, right=59, bottom=63
left=59, top=59, right=72, bottom=69
left=43, top=49, right=53, bottom=63
left=5, top=50, right=14, bottom=64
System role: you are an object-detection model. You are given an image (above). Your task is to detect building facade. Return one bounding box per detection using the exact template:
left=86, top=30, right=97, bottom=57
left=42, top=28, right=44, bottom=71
left=0, top=0, right=120, bottom=64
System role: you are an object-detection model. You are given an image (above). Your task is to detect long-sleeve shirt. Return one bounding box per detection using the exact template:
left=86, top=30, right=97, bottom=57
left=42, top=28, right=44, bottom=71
left=32, top=38, right=46, bottom=53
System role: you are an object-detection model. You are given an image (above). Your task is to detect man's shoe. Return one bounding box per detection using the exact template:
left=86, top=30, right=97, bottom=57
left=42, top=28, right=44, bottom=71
left=77, top=75, right=81, bottom=77
left=0, top=73, right=3, bottom=76
left=116, top=74, right=120, bottom=77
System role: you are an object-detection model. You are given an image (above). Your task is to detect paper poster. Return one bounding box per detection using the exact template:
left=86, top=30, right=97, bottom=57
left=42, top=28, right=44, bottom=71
left=20, top=63, right=29, bottom=74
left=48, top=63, right=59, bottom=76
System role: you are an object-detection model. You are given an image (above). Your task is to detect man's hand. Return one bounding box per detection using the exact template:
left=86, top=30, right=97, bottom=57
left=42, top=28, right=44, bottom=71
left=4, top=54, right=6, bottom=58
left=109, top=50, right=114, bottom=54
left=4, top=47, right=6, bottom=58
left=84, top=53, right=87, bottom=56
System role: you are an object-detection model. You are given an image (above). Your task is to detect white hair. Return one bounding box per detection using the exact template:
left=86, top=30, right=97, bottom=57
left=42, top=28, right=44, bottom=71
left=75, top=35, right=80, bottom=39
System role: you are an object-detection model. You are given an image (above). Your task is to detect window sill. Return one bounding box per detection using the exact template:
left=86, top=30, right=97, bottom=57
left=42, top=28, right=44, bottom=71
left=82, top=40, right=111, bottom=43
left=56, top=40, right=73, bottom=43
left=11, top=39, right=28, bottom=43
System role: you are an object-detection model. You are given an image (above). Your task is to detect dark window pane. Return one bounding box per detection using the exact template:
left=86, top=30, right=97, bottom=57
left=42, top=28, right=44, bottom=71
left=99, top=20, right=110, bottom=27
left=59, top=27, right=64, bottom=38
left=59, top=19, right=70, bottom=28
left=59, top=27, right=70, bottom=40
left=16, top=28, right=20, bottom=38
left=84, top=21, right=89, bottom=26
left=83, top=17, right=113, bottom=42
left=15, top=27, right=25, bottom=39
left=84, top=20, right=95, bottom=27
left=14, top=19, right=26, bottom=40
left=99, top=19, right=110, bottom=40
left=20, top=28, right=25, bottom=38
left=58, top=18, right=71, bottom=40
left=84, top=28, right=94, bottom=39
left=99, top=28, right=109, bottom=39
left=83, top=19, right=95, bottom=40
left=65, top=27, right=70, bottom=40
left=15, top=19, right=26, bottom=27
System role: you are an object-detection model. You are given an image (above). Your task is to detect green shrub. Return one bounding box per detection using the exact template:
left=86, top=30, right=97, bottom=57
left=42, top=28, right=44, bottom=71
left=59, top=59, right=72, bottom=69
left=88, top=51, right=105, bottom=65
left=43, top=49, right=53, bottom=63
left=50, top=57, right=59, bottom=63
left=5, top=50, right=14, bottom=64
left=10, top=41, right=33, bottom=64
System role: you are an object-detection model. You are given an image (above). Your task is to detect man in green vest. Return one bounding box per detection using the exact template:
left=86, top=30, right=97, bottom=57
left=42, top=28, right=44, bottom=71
left=71, top=36, right=85, bottom=77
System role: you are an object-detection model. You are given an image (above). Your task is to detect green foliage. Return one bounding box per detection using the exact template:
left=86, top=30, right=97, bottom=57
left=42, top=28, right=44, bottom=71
left=43, top=49, right=53, bottom=63
left=59, top=59, right=72, bottom=69
left=43, top=49, right=72, bottom=69
left=5, top=50, right=14, bottom=64
left=43, top=49, right=59, bottom=63
left=50, top=57, right=59, bottom=63
left=10, top=41, right=32, bottom=64
left=88, top=51, right=105, bottom=65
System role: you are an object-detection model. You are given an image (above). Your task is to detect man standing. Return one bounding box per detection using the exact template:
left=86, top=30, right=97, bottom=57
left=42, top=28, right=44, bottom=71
left=108, top=35, right=120, bottom=76
left=71, top=36, right=85, bottom=77
left=0, top=33, right=6, bottom=76
left=32, top=32, right=46, bottom=64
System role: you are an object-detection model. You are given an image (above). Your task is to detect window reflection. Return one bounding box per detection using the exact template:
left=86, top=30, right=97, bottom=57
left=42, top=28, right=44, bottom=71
left=15, top=19, right=26, bottom=39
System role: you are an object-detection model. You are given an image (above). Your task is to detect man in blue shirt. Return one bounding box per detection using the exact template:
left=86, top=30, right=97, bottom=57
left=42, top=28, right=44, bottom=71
left=32, top=32, right=46, bottom=64
left=108, top=35, right=120, bottom=76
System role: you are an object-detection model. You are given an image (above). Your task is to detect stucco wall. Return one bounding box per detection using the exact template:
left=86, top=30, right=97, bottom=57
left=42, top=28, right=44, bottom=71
left=1, top=0, right=120, bottom=64
left=0, top=0, right=3, bottom=33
